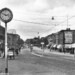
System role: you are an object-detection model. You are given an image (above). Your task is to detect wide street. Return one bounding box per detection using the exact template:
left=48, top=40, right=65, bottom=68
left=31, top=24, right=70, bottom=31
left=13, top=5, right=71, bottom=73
left=0, top=47, right=75, bottom=75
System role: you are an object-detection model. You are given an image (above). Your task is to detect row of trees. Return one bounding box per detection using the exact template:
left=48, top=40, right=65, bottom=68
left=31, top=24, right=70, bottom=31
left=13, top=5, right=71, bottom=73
left=25, top=37, right=48, bottom=47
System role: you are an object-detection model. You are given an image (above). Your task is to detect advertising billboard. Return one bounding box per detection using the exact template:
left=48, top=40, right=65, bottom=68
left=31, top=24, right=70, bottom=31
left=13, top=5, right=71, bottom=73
left=64, top=31, right=73, bottom=44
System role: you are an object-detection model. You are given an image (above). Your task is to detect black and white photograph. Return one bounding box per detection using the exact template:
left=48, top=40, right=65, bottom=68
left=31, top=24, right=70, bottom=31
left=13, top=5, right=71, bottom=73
left=0, top=0, right=75, bottom=75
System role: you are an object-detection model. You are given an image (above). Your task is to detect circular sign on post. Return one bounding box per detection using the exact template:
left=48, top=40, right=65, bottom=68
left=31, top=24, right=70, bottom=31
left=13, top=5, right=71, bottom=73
left=0, top=8, right=13, bottom=23
left=41, top=42, right=44, bottom=45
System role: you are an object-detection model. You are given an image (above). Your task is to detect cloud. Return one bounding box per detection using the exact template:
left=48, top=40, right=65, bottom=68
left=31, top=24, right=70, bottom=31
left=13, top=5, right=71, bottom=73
left=3, top=0, right=75, bottom=15
left=46, top=0, right=75, bottom=8
left=2, top=0, right=75, bottom=13
left=1, top=0, right=75, bottom=40
left=24, top=0, right=49, bottom=13
left=6, top=0, right=35, bottom=7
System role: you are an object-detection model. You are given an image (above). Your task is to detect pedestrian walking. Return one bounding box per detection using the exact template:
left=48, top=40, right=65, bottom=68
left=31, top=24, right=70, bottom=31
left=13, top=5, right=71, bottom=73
left=30, top=44, right=33, bottom=52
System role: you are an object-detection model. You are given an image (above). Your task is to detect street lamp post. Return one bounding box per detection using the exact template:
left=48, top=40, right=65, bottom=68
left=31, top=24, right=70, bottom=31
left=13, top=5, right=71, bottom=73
left=5, top=23, right=8, bottom=74
left=0, top=8, right=13, bottom=75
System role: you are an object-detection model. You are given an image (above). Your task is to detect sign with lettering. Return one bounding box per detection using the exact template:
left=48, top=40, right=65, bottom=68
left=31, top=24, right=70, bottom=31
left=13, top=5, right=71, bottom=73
left=64, top=31, right=72, bottom=44
left=41, top=42, right=44, bottom=44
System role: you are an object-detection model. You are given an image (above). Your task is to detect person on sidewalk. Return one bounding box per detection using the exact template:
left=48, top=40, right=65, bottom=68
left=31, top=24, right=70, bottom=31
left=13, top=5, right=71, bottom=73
left=30, top=44, right=33, bottom=52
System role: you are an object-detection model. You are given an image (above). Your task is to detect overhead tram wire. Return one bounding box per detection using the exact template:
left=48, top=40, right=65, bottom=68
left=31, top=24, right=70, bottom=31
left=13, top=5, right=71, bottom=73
left=14, top=11, right=75, bottom=17
left=13, top=19, right=60, bottom=26
left=13, top=19, right=52, bottom=26
left=13, top=15, right=75, bottom=29
left=41, top=15, right=75, bottom=35
left=13, top=12, right=75, bottom=26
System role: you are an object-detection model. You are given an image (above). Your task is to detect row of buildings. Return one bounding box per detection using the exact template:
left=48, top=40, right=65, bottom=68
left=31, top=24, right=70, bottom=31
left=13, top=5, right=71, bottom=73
left=25, top=28, right=75, bottom=54
left=0, top=25, right=24, bottom=53
left=47, top=28, right=75, bottom=53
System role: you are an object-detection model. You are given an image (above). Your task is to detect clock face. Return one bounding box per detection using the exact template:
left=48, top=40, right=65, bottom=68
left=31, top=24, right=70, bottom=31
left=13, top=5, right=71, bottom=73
left=0, top=8, right=13, bottom=23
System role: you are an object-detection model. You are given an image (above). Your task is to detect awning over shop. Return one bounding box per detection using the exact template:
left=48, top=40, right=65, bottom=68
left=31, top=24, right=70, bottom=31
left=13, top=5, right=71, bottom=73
left=64, top=44, right=72, bottom=48
left=72, top=43, right=75, bottom=48
left=53, top=44, right=57, bottom=48
left=57, top=44, right=62, bottom=49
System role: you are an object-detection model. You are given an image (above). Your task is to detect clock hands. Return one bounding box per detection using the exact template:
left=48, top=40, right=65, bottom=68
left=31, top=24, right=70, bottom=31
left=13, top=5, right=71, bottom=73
left=2, top=12, right=10, bottom=16
left=0, top=8, right=13, bottom=23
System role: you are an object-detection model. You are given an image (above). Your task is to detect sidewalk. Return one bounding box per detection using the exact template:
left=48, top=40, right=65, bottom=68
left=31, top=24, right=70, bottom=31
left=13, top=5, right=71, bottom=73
left=45, top=49, right=74, bottom=57
left=33, top=46, right=74, bottom=57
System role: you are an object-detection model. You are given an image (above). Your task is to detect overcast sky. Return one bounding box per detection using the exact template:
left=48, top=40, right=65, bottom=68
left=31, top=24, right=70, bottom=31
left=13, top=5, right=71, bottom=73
left=0, top=0, right=75, bottom=40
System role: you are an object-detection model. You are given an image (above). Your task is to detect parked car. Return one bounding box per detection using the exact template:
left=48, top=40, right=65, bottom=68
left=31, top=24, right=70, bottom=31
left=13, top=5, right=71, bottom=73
left=57, top=44, right=63, bottom=52
left=7, top=48, right=15, bottom=59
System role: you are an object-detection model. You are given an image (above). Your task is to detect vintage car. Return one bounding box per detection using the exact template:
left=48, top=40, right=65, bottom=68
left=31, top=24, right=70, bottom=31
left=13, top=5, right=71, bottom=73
left=7, top=48, right=15, bottom=59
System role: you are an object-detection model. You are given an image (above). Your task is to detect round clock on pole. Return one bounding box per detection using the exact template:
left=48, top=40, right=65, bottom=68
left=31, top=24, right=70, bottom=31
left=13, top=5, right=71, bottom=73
left=0, top=7, right=13, bottom=23
left=0, top=7, right=13, bottom=74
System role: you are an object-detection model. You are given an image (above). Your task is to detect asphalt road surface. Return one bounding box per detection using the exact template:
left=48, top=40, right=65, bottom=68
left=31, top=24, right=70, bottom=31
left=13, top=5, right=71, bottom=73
left=0, top=47, right=75, bottom=75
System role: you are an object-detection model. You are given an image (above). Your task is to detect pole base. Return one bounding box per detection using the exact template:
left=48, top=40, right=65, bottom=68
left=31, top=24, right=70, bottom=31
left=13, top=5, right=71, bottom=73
left=5, top=68, right=8, bottom=73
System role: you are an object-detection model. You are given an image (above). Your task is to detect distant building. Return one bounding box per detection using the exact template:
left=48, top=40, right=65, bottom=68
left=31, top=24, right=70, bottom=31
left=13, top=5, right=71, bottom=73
left=47, top=33, right=56, bottom=46
left=0, top=25, right=5, bottom=52
left=46, top=28, right=75, bottom=53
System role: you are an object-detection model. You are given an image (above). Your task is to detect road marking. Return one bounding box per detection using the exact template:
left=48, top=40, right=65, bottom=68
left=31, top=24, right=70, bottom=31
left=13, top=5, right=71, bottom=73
left=31, top=52, right=43, bottom=57
left=31, top=52, right=75, bottom=64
